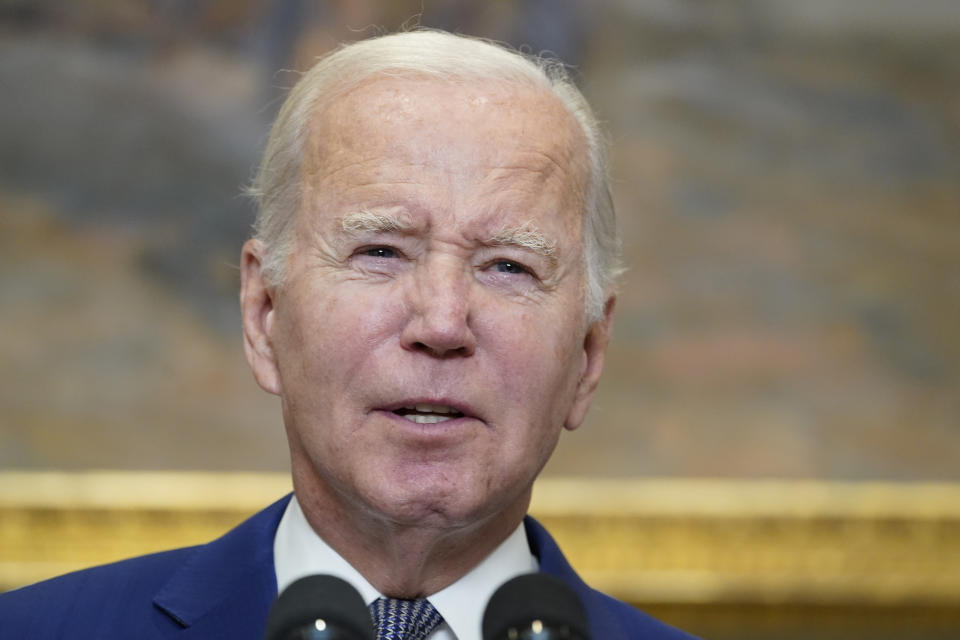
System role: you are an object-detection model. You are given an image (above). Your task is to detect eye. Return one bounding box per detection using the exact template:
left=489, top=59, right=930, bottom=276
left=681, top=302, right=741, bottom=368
left=492, top=260, right=530, bottom=275
left=350, top=245, right=407, bottom=276
left=361, top=246, right=398, bottom=259
left=478, top=257, right=541, bottom=294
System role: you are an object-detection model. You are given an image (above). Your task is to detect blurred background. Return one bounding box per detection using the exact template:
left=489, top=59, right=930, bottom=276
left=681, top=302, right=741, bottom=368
left=1, top=0, right=958, bottom=479
left=1, top=1, right=959, bottom=638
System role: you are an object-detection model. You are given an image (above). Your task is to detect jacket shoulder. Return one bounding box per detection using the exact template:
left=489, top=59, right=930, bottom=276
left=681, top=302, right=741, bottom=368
left=584, top=587, right=699, bottom=640
left=0, top=495, right=290, bottom=640
left=524, top=516, right=699, bottom=640
left=0, top=546, right=199, bottom=639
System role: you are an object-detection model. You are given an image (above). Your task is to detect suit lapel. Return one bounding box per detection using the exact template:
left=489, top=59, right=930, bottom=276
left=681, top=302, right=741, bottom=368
left=524, top=516, right=628, bottom=640
left=152, top=495, right=292, bottom=638
left=146, top=500, right=626, bottom=638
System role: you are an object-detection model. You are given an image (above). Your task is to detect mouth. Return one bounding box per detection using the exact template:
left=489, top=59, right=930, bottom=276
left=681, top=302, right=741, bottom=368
left=391, top=403, right=466, bottom=424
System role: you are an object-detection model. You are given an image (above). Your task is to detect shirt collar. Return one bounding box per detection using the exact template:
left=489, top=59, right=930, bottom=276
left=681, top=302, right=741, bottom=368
left=426, top=521, right=538, bottom=640
left=273, top=494, right=538, bottom=640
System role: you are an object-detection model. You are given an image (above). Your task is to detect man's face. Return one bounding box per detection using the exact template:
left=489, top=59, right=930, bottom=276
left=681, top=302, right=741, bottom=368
left=242, top=77, right=612, bottom=531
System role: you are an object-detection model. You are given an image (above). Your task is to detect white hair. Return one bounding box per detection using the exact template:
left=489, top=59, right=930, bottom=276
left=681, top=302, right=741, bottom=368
left=248, top=29, right=621, bottom=322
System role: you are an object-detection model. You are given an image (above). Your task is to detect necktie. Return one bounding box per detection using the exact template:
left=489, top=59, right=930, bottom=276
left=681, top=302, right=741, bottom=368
left=369, top=597, right=444, bottom=640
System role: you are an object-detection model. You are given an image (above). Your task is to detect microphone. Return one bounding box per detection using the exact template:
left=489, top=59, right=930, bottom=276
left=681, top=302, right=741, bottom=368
left=482, top=573, right=591, bottom=640
left=264, top=575, right=375, bottom=640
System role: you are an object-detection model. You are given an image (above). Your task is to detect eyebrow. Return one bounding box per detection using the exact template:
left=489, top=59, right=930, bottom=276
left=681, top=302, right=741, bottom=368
left=339, top=211, right=559, bottom=267
left=340, top=210, right=416, bottom=235
left=487, top=223, right=558, bottom=264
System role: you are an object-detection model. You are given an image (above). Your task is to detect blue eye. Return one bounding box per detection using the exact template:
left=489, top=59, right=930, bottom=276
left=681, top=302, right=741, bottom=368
left=494, top=260, right=527, bottom=275
left=363, top=247, right=397, bottom=259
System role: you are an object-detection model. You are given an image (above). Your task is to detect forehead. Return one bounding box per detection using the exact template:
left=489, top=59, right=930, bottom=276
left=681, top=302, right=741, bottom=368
left=301, top=75, right=588, bottom=216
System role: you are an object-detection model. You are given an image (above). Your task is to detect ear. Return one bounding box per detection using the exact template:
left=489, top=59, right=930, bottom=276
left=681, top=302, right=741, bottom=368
left=240, top=239, right=282, bottom=396
left=564, top=295, right=616, bottom=431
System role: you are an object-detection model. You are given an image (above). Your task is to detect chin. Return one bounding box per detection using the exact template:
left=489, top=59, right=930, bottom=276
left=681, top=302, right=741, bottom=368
left=362, top=496, right=474, bottom=530
left=370, top=470, right=527, bottom=531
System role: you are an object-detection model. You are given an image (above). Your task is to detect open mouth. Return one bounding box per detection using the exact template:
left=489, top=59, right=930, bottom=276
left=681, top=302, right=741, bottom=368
left=392, top=403, right=465, bottom=424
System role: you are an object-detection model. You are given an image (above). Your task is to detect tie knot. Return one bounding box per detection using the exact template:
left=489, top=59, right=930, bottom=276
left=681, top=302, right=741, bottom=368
left=369, top=597, right=444, bottom=640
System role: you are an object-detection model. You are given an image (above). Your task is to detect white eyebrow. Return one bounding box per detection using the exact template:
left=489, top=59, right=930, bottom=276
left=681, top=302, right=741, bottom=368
left=487, top=223, right=558, bottom=264
left=340, top=212, right=559, bottom=267
left=340, top=210, right=415, bottom=235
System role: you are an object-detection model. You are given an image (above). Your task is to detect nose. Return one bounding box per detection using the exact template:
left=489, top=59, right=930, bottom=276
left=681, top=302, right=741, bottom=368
left=400, top=257, right=477, bottom=358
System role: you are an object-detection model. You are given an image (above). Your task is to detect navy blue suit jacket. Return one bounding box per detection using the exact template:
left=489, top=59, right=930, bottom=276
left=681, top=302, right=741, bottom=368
left=0, top=495, right=695, bottom=639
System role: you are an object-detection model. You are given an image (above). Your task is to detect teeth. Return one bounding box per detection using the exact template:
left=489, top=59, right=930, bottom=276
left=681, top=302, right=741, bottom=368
left=394, top=403, right=464, bottom=424
left=404, top=404, right=455, bottom=414
left=406, top=414, right=454, bottom=424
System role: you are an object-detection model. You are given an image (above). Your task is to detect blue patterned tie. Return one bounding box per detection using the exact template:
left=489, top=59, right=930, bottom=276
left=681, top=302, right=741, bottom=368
left=369, top=597, right=444, bottom=640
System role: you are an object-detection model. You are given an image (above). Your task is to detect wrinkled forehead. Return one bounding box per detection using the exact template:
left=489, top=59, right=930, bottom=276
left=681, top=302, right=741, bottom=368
left=301, top=74, right=589, bottom=208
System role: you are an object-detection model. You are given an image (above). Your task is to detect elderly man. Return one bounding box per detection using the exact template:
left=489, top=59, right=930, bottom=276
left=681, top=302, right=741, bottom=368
left=0, top=31, right=694, bottom=640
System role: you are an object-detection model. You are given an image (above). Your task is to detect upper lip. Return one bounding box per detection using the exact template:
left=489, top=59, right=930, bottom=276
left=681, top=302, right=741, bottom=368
left=379, top=397, right=477, bottom=419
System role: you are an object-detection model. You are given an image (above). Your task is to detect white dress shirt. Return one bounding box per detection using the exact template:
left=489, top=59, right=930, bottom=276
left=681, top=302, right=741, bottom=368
left=274, top=495, right=539, bottom=640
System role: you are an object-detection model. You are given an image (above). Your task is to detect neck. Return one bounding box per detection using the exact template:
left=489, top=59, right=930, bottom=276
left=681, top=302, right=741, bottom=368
left=291, top=469, right=530, bottom=598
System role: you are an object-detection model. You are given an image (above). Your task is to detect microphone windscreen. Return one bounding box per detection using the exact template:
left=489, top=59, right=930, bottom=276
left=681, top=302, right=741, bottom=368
left=482, top=573, right=590, bottom=640
left=264, top=575, right=374, bottom=640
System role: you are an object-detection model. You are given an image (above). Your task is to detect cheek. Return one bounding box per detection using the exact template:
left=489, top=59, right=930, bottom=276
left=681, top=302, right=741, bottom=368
left=479, top=308, right=582, bottom=414
left=279, top=284, right=406, bottom=384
